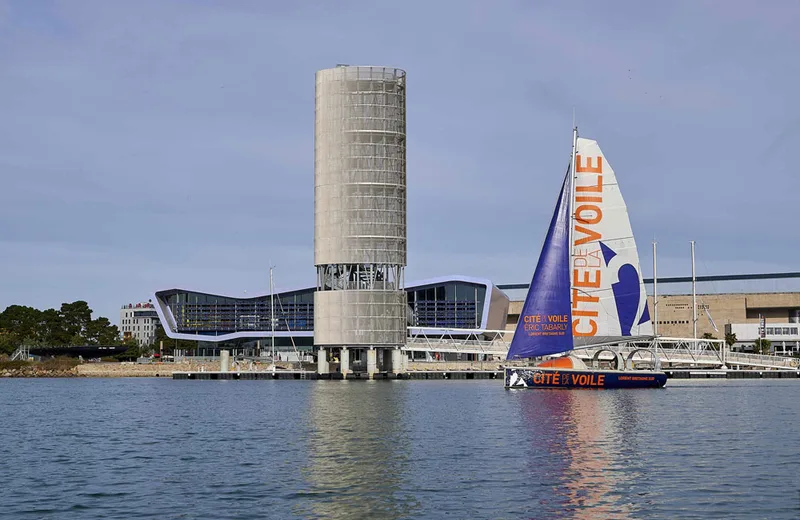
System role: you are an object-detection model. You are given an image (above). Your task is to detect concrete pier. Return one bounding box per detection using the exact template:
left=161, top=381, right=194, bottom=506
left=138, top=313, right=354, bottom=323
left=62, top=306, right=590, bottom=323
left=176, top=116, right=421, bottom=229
left=317, top=348, right=329, bottom=375
left=391, top=348, right=405, bottom=374
left=340, top=347, right=350, bottom=377
left=367, top=348, right=377, bottom=379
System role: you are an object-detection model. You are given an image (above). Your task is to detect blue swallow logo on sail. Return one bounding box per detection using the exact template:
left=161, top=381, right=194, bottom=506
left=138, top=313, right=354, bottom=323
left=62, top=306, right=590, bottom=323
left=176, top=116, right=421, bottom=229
left=599, top=241, right=651, bottom=335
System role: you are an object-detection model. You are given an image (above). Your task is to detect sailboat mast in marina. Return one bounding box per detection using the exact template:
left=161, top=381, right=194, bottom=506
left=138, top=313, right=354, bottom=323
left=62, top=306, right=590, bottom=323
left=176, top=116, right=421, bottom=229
left=504, top=127, right=666, bottom=389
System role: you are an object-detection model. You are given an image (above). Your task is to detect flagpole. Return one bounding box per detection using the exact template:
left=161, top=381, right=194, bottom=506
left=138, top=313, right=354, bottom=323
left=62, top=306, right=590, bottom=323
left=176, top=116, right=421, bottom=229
left=270, top=265, right=276, bottom=373
left=653, top=240, right=658, bottom=336
left=691, top=241, right=697, bottom=342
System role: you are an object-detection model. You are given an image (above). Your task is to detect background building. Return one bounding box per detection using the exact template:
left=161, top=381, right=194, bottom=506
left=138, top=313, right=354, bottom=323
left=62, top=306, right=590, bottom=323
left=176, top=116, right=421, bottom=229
left=647, top=292, right=800, bottom=338
left=725, top=322, right=799, bottom=355
left=153, top=276, right=509, bottom=362
left=120, top=302, right=160, bottom=347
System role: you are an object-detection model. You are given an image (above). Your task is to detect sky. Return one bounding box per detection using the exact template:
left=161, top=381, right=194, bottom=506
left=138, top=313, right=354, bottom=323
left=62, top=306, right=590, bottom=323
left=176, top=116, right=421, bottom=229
left=1, top=0, right=799, bottom=324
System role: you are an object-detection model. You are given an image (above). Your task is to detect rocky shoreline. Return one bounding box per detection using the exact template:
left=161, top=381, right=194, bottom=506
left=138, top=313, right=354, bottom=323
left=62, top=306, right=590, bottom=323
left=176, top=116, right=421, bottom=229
left=1, top=367, right=81, bottom=378
left=0, top=361, right=220, bottom=378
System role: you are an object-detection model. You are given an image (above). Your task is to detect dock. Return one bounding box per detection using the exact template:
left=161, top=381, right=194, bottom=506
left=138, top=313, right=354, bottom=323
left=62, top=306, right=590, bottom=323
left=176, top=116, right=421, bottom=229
left=172, top=370, right=799, bottom=381
left=666, top=370, right=800, bottom=379
left=172, top=370, right=504, bottom=380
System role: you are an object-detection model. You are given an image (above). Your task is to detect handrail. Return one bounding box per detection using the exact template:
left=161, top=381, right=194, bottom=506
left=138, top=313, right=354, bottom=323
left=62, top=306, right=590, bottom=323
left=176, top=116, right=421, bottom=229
left=402, top=339, right=798, bottom=369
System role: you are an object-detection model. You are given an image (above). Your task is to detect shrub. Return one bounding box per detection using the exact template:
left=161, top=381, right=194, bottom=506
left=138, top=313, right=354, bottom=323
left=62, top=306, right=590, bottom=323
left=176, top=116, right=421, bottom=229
left=39, top=357, right=80, bottom=371
left=0, top=360, right=32, bottom=370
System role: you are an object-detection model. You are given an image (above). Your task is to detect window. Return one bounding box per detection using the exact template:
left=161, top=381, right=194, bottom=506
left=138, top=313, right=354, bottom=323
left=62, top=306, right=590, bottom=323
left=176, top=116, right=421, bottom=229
left=767, top=328, right=774, bottom=335
left=783, top=328, right=790, bottom=335
left=791, top=328, right=798, bottom=335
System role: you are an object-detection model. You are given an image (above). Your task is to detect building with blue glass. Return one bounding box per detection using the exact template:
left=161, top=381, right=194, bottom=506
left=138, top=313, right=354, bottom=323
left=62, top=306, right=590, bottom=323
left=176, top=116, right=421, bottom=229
left=152, top=275, right=509, bottom=355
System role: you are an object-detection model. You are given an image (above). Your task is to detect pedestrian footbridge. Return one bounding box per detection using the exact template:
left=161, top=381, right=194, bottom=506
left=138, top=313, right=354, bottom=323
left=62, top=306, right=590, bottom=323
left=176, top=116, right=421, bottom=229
left=404, top=330, right=799, bottom=370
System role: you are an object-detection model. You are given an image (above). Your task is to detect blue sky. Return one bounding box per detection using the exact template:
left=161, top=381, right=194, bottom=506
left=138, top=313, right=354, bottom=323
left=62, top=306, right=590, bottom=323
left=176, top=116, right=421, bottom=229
left=1, top=0, right=799, bottom=323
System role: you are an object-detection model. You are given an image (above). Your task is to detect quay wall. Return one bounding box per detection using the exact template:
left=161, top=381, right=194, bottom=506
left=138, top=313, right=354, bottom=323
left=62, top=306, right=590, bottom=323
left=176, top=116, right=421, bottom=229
left=4, top=360, right=799, bottom=380
left=408, top=361, right=507, bottom=372
left=77, top=363, right=192, bottom=377
left=77, top=361, right=306, bottom=377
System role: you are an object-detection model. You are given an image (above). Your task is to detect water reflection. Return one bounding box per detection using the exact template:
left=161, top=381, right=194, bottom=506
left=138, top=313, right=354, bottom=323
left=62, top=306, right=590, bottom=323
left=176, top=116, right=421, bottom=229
left=298, top=381, right=415, bottom=519
left=518, top=390, right=642, bottom=518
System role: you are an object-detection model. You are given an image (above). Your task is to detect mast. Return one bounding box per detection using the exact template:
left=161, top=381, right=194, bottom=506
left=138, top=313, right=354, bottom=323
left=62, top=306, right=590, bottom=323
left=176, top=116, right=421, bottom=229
left=691, top=241, right=697, bottom=340
left=653, top=240, right=658, bottom=336
left=270, top=266, right=276, bottom=371
left=567, top=126, right=578, bottom=309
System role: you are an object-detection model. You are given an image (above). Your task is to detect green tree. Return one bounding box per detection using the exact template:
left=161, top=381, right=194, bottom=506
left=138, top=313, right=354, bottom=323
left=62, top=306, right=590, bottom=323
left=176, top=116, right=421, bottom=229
left=753, top=338, right=772, bottom=355
left=725, top=332, right=737, bottom=348
left=0, top=330, right=18, bottom=356
left=39, top=308, right=69, bottom=345
left=59, top=301, right=92, bottom=341
left=0, top=305, right=42, bottom=341
left=84, top=317, right=121, bottom=345
left=2, top=301, right=122, bottom=349
left=115, top=341, right=141, bottom=361
left=701, top=332, right=719, bottom=350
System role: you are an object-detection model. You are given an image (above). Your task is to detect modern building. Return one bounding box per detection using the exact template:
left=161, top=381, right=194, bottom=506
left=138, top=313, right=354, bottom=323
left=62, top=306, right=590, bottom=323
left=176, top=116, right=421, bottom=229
left=314, top=65, right=408, bottom=376
left=120, top=302, right=160, bottom=347
left=152, top=276, right=509, bottom=361
left=646, top=292, right=800, bottom=354
left=725, top=322, right=799, bottom=355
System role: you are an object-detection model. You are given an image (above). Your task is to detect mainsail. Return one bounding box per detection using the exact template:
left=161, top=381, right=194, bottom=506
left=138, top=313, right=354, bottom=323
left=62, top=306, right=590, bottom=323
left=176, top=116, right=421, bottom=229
left=506, top=132, right=652, bottom=360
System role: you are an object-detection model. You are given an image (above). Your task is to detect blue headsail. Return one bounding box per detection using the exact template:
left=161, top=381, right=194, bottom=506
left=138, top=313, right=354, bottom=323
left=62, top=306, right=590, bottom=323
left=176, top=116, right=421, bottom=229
left=506, top=171, right=573, bottom=360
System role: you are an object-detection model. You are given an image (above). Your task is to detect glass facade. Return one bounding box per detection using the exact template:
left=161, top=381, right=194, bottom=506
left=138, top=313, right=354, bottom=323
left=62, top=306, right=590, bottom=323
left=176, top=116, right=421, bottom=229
left=407, top=281, right=486, bottom=329
left=163, top=289, right=315, bottom=336
left=159, top=280, right=490, bottom=338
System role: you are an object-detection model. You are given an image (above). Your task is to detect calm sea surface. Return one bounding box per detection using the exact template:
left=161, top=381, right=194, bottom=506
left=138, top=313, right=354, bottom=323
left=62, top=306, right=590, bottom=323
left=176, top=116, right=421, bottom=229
left=0, top=378, right=798, bottom=519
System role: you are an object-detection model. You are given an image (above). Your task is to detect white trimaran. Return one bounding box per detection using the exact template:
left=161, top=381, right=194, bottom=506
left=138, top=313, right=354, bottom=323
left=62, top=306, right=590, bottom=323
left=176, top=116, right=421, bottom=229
left=504, top=126, right=667, bottom=388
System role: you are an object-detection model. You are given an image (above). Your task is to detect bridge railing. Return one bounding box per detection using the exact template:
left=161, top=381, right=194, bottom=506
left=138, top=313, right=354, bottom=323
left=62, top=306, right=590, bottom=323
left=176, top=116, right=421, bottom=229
left=404, top=337, right=508, bottom=354
left=724, top=351, right=798, bottom=368
left=404, top=340, right=798, bottom=369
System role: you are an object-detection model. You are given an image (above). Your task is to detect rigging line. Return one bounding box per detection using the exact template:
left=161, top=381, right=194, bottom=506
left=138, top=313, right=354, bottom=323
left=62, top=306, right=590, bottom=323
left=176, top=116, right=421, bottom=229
left=275, top=293, right=302, bottom=368
left=697, top=259, right=721, bottom=334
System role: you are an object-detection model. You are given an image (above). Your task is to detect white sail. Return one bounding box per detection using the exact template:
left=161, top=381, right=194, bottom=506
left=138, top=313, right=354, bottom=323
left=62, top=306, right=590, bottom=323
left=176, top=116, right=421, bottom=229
left=570, top=137, right=653, bottom=346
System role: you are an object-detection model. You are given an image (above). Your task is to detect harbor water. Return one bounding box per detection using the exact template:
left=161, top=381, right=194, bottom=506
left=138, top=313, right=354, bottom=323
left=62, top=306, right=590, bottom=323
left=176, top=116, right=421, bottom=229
left=1, top=379, right=798, bottom=519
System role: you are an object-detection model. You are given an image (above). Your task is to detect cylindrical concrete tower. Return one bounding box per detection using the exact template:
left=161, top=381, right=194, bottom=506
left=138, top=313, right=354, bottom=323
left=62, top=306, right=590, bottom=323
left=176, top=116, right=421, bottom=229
left=314, top=65, right=407, bottom=352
